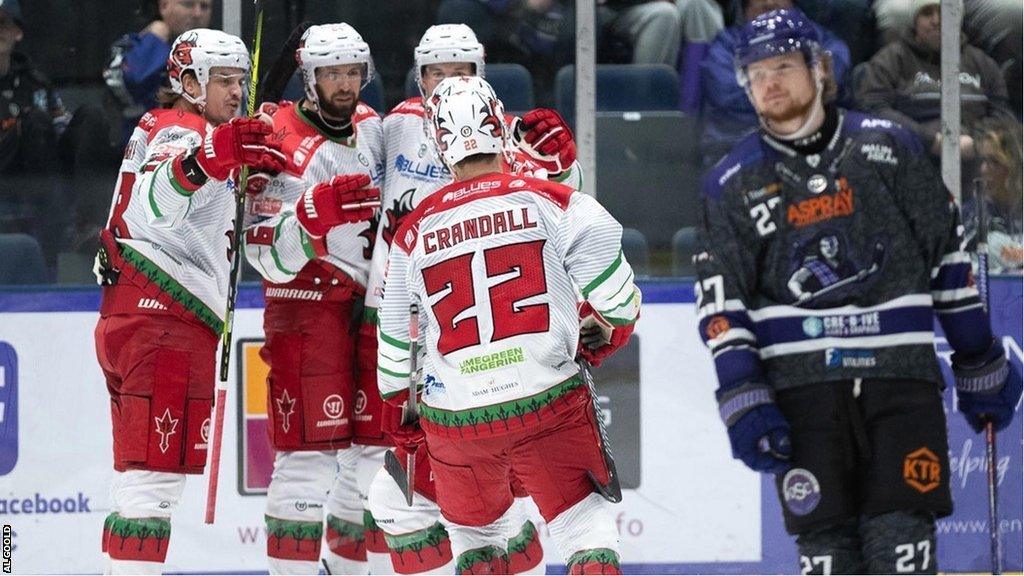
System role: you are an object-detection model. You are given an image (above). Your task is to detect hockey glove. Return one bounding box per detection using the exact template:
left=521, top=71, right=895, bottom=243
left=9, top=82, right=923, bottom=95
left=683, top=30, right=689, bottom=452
left=381, top=390, right=426, bottom=454
left=515, top=108, right=576, bottom=174
left=578, top=302, right=635, bottom=368
left=717, top=382, right=792, bottom=474
left=192, top=117, right=286, bottom=181
left=294, top=174, right=381, bottom=238
left=952, top=340, right=1022, bottom=433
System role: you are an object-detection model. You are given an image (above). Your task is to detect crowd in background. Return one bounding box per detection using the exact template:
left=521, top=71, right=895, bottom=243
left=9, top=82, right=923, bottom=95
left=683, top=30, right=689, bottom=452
left=1, top=0, right=1021, bottom=281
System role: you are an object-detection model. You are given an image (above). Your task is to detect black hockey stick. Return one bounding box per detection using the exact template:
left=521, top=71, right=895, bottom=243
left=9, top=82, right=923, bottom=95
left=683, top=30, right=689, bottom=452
left=796, top=242, right=886, bottom=304
left=385, top=303, right=421, bottom=506
left=578, top=359, right=623, bottom=503
left=973, top=178, right=1002, bottom=575
left=205, top=0, right=265, bottom=525
left=258, top=20, right=313, bottom=104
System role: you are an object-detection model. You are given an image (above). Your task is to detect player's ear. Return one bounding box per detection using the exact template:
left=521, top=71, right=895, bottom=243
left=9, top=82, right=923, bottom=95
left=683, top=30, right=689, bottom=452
left=182, top=71, right=201, bottom=100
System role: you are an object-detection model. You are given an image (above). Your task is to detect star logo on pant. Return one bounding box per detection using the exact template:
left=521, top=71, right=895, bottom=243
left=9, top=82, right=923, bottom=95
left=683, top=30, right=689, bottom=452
left=276, top=389, right=296, bottom=433
left=154, top=408, right=179, bottom=454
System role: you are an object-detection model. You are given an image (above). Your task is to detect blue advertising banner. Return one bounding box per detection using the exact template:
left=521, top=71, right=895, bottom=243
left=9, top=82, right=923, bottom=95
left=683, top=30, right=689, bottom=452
left=0, top=278, right=1019, bottom=573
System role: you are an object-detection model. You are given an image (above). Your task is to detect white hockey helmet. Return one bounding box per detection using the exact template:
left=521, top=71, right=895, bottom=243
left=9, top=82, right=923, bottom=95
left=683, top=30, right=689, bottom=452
left=296, top=23, right=374, bottom=105
left=414, top=24, right=486, bottom=90
left=426, top=76, right=511, bottom=171
left=168, top=29, right=250, bottom=109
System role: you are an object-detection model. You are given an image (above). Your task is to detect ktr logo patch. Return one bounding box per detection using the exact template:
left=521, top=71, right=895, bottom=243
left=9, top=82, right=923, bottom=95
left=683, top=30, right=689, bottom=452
left=904, top=447, right=942, bottom=493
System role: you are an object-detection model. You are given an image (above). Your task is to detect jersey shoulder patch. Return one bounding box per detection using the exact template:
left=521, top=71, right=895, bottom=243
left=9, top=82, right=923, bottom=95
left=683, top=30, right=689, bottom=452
left=842, top=109, right=922, bottom=154
left=517, top=176, right=573, bottom=211
left=702, top=131, right=765, bottom=201
left=388, top=97, right=424, bottom=118
left=353, top=102, right=380, bottom=125
left=147, top=108, right=208, bottom=139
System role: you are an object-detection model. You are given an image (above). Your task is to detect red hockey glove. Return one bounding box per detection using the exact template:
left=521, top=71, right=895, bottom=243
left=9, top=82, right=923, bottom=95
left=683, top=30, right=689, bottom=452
left=255, top=101, right=280, bottom=124
left=193, top=117, right=286, bottom=181
left=244, top=171, right=272, bottom=196
left=578, top=301, right=635, bottom=368
left=381, top=390, right=425, bottom=454
left=294, top=173, right=381, bottom=238
left=516, top=108, right=576, bottom=174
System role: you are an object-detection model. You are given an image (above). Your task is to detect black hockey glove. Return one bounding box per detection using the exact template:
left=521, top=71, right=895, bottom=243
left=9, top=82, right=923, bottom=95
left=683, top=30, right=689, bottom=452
left=717, top=382, right=792, bottom=474
left=952, top=340, right=1022, bottom=433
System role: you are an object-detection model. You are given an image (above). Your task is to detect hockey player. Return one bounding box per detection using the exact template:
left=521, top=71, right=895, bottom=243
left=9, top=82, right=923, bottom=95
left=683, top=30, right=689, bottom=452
left=364, top=24, right=580, bottom=574
left=377, top=76, right=640, bottom=574
left=241, top=23, right=389, bottom=575
left=695, top=8, right=1022, bottom=574
left=95, top=29, right=286, bottom=574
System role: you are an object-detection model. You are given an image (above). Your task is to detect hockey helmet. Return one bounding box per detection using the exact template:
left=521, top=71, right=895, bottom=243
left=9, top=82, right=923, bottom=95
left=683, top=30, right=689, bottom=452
left=168, top=28, right=250, bottom=109
left=414, top=24, right=486, bottom=92
left=425, top=76, right=510, bottom=172
left=296, top=23, right=375, bottom=105
left=734, top=8, right=822, bottom=88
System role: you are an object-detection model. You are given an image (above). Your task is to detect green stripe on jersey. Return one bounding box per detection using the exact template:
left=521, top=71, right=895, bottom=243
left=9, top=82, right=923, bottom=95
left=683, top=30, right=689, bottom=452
left=583, top=250, right=624, bottom=299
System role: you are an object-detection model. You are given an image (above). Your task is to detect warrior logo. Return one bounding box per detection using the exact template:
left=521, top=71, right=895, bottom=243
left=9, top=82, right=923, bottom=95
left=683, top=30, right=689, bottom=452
left=200, top=418, right=211, bottom=443
left=323, top=394, right=345, bottom=420
left=354, top=390, right=367, bottom=415
left=154, top=408, right=179, bottom=454
left=276, top=389, right=296, bottom=433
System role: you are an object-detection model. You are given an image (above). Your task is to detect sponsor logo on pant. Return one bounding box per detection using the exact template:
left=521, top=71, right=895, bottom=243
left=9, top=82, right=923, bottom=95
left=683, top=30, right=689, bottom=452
left=904, top=447, right=941, bottom=493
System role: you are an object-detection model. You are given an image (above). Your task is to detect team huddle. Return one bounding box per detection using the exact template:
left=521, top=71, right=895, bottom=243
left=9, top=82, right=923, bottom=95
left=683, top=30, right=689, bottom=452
left=92, top=8, right=1019, bottom=576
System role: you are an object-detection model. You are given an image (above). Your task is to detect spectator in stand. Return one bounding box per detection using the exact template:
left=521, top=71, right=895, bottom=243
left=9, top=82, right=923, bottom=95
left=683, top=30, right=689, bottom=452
left=436, top=0, right=574, bottom=105
left=0, top=0, right=66, bottom=175
left=104, top=0, right=212, bottom=144
left=597, top=0, right=682, bottom=67
left=0, top=0, right=71, bottom=266
left=699, top=1, right=850, bottom=165
left=873, top=0, right=1021, bottom=117
left=675, top=0, right=724, bottom=113
left=855, top=0, right=1014, bottom=165
left=963, top=125, right=1023, bottom=275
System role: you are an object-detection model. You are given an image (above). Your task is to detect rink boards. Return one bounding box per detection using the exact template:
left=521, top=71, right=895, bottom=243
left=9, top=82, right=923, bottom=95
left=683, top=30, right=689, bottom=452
left=0, top=278, right=1020, bottom=574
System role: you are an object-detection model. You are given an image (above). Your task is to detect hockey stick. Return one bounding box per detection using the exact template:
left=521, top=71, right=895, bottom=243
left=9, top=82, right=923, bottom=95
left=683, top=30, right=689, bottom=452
left=204, top=0, right=265, bottom=525
left=973, top=178, right=1002, bottom=575
left=258, top=20, right=313, bottom=104
left=385, top=303, right=421, bottom=506
left=578, top=359, right=623, bottom=503
left=796, top=242, right=886, bottom=304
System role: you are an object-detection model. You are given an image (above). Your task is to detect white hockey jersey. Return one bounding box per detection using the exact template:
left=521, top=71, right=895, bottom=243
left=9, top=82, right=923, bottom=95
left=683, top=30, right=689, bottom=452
left=377, top=172, right=640, bottom=438
left=104, top=108, right=235, bottom=333
left=243, top=101, right=385, bottom=289
left=363, top=97, right=583, bottom=318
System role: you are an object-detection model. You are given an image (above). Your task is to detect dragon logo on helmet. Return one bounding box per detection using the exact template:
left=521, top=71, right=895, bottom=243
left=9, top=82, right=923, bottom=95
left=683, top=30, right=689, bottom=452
left=168, top=32, right=199, bottom=84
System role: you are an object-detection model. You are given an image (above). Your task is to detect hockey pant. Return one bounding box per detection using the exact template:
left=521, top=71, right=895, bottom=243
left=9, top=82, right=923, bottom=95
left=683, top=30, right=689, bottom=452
left=368, top=463, right=545, bottom=575
left=96, top=311, right=216, bottom=573
left=426, top=392, right=621, bottom=574
left=265, top=445, right=387, bottom=575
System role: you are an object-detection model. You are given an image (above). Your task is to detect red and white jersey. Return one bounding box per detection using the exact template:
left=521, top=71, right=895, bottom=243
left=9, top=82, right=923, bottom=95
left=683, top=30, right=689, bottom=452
left=377, top=172, right=640, bottom=433
left=104, top=108, right=235, bottom=333
left=364, top=97, right=583, bottom=316
left=243, top=101, right=385, bottom=287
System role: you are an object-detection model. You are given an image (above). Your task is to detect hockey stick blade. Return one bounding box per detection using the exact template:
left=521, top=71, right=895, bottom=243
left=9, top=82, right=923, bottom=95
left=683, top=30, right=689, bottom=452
left=259, top=21, right=313, bottom=104
left=384, top=449, right=414, bottom=505
left=578, top=360, right=623, bottom=503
